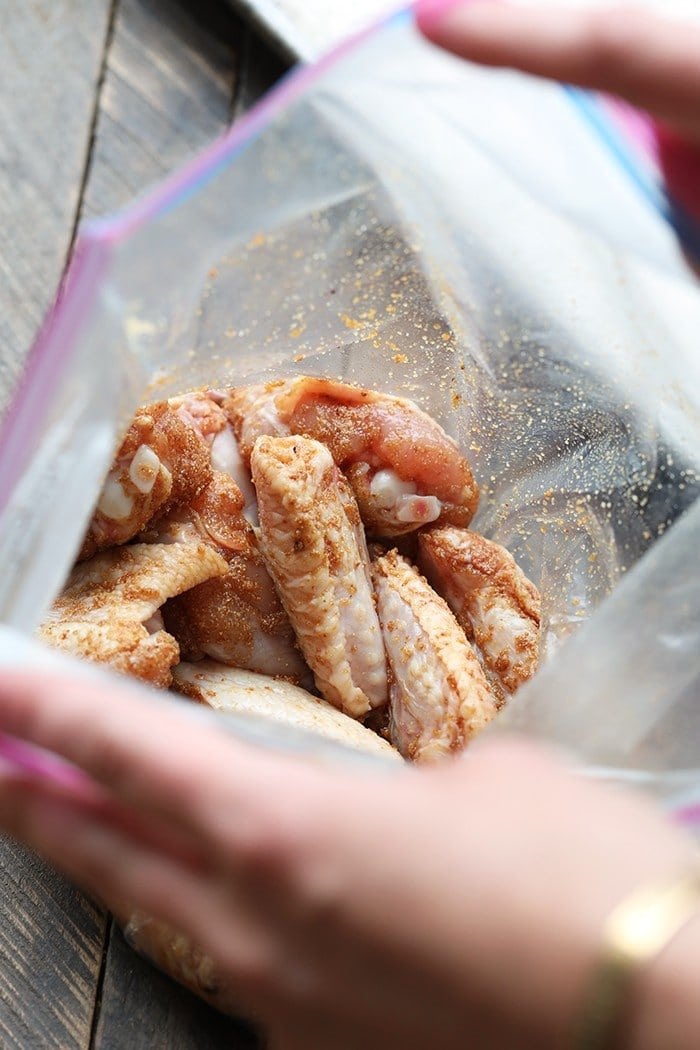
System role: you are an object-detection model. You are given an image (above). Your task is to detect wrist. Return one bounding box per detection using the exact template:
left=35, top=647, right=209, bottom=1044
left=623, top=905, right=700, bottom=1050
left=490, top=785, right=700, bottom=1046
left=561, top=851, right=700, bottom=1050
left=395, top=742, right=700, bottom=1050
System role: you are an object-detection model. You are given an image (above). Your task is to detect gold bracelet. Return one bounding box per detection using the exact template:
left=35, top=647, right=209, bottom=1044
left=573, top=864, right=700, bottom=1050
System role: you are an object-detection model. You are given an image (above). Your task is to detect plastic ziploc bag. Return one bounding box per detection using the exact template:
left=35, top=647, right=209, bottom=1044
left=0, top=8, right=699, bottom=812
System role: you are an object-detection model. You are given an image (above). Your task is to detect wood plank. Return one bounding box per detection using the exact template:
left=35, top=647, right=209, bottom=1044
left=0, top=4, right=114, bottom=1047
left=80, top=0, right=239, bottom=221
left=0, top=840, right=107, bottom=1050
left=231, top=21, right=288, bottom=120
left=0, top=0, right=113, bottom=412
left=0, top=0, right=283, bottom=1042
left=78, top=2, right=278, bottom=1044
left=93, top=923, right=260, bottom=1050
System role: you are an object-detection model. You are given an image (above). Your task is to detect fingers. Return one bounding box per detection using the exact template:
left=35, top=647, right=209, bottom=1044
left=0, top=671, right=284, bottom=821
left=0, top=769, right=283, bottom=1009
left=415, top=3, right=700, bottom=140
left=0, top=671, right=347, bottom=871
left=0, top=771, right=212, bottom=935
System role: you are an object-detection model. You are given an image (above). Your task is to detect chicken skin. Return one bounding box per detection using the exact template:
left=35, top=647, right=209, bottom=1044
left=79, top=400, right=213, bottom=560
left=40, top=541, right=226, bottom=686
left=173, top=662, right=400, bottom=760
left=251, top=435, right=388, bottom=718
left=226, top=376, right=478, bottom=536
left=418, top=527, right=540, bottom=700
left=53, top=377, right=539, bottom=775
left=169, top=390, right=258, bottom=519
left=372, top=549, right=497, bottom=762
left=159, top=474, right=307, bottom=682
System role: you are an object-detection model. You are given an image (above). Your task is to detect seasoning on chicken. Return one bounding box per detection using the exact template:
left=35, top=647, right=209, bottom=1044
left=226, top=376, right=478, bottom=536
left=173, top=662, right=401, bottom=761
left=40, top=541, right=227, bottom=687
left=418, top=527, right=540, bottom=700
left=371, top=549, right=497, bottom=762
left=169, top=390, right=258, bottom=521
left=158, top=473, right=308, bottom=683
left=251, top=435, right=388, bottom=718
left=79, top=401, right=213, bottom=560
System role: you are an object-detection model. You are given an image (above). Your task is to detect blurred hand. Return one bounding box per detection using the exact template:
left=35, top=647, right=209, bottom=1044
left=415, top=1, right=700, bottom=216
left=0, top=670, right=698, bottom=1049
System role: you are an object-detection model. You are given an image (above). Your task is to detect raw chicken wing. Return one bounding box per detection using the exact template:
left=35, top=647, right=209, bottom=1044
left=79, top=401, right=213, bottom=560
left=372, top=549, right=497, bottom=762
left=159, top=473, right=308, bottom=682
left=170, top=390, right=258, bottom=520
left=174, top=662, right=400, bottom=760
left=226, top=376, right=478, bottom=536
left=251, top=435, right=388, bottom=718
left=418, top=526, right=540, bottom=699
left=80, top=389, right=259, bottom=561
left=40, top=541, right=227, bottom=687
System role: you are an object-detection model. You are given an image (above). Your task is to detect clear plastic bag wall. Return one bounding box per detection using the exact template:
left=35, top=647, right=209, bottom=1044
left=1, top=9, right=699, bottom=806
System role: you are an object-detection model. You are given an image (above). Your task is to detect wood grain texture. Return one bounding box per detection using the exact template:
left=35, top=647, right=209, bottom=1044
left=0, top=4, right=113, bottom=1046
left=80, top=2, right=280, bottom=1044
left=0, top=0, right=113, bottom=411
left=0, top=0, right=284, bottom=1043
left=93, top=923, right=260, bottom=1050
left=80, top=0, right=238, bottom=221
left=0, top=840, right=107, bottom=1050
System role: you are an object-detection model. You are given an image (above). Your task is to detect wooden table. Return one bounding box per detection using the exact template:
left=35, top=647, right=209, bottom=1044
left=0, top=2, right=286, bottom=1044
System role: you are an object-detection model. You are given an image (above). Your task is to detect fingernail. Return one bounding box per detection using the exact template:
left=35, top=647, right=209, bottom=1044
left=414, top=0, right=500, bottom=35
left=414, top=0, right=465, bottom=33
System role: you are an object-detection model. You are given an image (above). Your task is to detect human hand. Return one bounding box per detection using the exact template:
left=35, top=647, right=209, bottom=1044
left=0, top=670, right=698, bottom=1049
left=415, top=2, right=700, bottom=217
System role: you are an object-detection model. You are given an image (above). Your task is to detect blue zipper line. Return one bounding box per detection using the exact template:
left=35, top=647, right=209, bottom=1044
left=565, top=86, right=700, bottom=262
